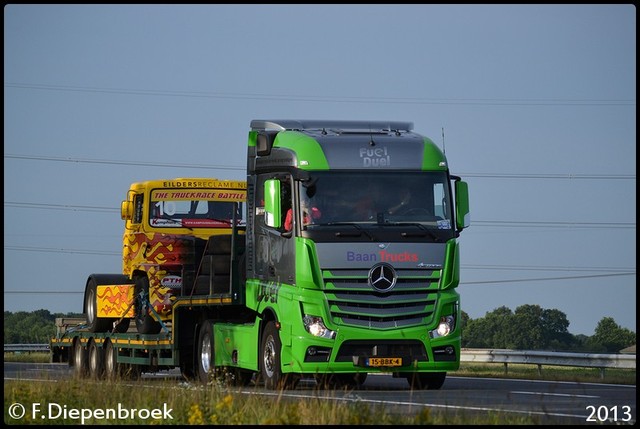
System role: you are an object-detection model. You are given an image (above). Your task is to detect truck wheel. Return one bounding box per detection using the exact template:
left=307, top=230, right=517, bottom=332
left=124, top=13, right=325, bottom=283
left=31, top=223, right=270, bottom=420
left=71, top=339, right=87, bottom=378
left=88, top=339, right=104, bottom=379
left=259, top=321, right=298, bottom=390
left=196, top=322, right=215, bottom=384
left=406, top=372, right=446, bottom=390
left=134, top=276, right=161, bottom=334
left=85, top=277, right=112, bottom=333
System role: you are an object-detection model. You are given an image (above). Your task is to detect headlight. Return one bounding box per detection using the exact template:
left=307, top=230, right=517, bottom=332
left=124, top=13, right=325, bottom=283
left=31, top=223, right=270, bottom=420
left=303, top=315, right=336, bottom=339
left=430, top=315, right=455, bottom=338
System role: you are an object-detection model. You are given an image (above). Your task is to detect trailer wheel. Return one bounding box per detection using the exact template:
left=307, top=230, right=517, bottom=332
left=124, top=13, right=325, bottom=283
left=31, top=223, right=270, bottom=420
left=104, top=339, right=120, bottom=380
left=85, top=277, right=112, bottom=333
left=71, top=339, right=87, bottom=378
left=134, top=276, right=161, bottom=334
left=259, top=321, right=298, bottom=390
left=88, top=339, right=104, bottom=379
left=196, top=321, right=215, bottom=384
left=406, top=372, right=446, bottom=390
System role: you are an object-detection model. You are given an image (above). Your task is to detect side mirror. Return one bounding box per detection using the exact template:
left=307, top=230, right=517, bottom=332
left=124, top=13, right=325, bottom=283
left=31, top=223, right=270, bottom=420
left=455, top=180, right=470, bottom=231
left=121, top=200, right=133, bottom=221
left=264, top=179, right=282, bottom=228
left=257, top=131, right=278, bottom=156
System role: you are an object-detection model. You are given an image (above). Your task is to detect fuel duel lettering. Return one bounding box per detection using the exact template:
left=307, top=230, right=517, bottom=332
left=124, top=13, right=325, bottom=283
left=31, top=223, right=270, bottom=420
left=359, top=147, right=391, bottom=167
left=347, top=250, right=418, bottom=262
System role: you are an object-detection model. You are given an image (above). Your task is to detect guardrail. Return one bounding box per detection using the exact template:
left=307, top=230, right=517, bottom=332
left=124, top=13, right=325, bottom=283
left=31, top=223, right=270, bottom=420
left=4, top=343, right=50, bottom=353
left=461, top=348, right=636, bottom=378
left=4, top=344, right=636, bottom=378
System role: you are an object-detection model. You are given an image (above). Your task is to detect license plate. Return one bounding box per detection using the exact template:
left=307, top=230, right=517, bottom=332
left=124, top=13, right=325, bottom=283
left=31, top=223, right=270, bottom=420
left=366, top=357, right=402, bottom=367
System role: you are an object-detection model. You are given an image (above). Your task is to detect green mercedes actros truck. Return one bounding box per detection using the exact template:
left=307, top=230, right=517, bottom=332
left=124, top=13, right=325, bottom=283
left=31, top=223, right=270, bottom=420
left=50, top=119, right=470, bottom=390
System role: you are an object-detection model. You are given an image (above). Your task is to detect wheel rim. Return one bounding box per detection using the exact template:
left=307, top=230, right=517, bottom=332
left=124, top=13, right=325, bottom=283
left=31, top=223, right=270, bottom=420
left=89, top=345, right=97, bottom=373
left=74, top=342, right=83, bottom=374
left=200, top=335, right=212, bottom=374
left=87, top=289, right=96, bottom=324
left=263, top=335, right=276, bottom=378
left=105, top=343, right=114, bottom=376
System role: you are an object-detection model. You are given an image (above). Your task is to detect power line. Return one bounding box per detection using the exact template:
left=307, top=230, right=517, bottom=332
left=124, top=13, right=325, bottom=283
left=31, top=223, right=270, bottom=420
left=4, top=154, right=243, bottom=171
left=4, top=246, right=119, bottom=256
left=4, top=202, right=118, bottom=213
left=472, top=220, right=635, bottom=229
left=4, top=82, right=636, bottom=106
left=4, top=271, right=635, bottom=294
left=460, top=173, right=635, bottom=180
left=464, top=264, right=636, bottom=273
left=3, top=245, right=635, bottom=276
left=4, top=201, right=634, bottom=229
left=462, top=272, right=635, bottom=285
left=5, top=154, right=635, bottom=180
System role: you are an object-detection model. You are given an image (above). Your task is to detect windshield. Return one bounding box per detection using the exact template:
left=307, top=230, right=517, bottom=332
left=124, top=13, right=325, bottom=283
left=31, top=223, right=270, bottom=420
left=299, top=171, right=453, bottom=230
left=149, top=188, right=245, bottom=228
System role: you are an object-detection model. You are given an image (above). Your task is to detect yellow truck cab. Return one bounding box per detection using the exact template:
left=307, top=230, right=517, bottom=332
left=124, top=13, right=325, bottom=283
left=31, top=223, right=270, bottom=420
left=85, top=178, right=246, bottom=334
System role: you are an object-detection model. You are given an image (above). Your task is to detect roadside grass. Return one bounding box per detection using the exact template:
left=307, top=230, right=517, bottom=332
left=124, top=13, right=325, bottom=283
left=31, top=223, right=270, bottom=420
left=4, top=353, right=50, bottom=363
left=4, top=378, right=537, bottom=425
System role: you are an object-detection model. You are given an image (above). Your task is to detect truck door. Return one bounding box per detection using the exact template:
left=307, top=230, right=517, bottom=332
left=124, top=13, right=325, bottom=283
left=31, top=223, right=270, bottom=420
left=254, top=174, right=296, bottom=285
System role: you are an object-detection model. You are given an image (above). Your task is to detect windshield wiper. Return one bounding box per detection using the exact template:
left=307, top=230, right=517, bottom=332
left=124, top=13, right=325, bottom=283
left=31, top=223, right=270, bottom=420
left=388, top=222, right=440, bottom=242
left=154, top=215, right=192, bottom=230
left=323, top=222, right=376, bottom=241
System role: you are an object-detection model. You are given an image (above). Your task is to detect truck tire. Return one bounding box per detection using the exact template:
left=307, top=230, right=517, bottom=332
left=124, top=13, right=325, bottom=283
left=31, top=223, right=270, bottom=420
left=406, top=372, right=446, bottom=390
left=134, top=276, right=161, bottom=334
left=85, top=277, right=112, bottom=333
left=196, top=321, right=215, bottom=384
left=259, top=321, right=298, bottom=390
left=88, top=339, right=104, bottom=379
left=85, top=275, right=131, bottom=333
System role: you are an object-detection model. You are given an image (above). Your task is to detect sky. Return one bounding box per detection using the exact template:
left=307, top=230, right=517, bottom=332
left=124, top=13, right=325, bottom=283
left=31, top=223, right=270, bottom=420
left=3, top=4, right=636, bottom=337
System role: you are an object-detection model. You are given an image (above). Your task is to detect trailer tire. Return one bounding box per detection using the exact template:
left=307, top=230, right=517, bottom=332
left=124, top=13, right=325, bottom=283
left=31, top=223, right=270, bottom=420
left=196, top=321, right=215, bottom=384
left=71, top=339, right=87, bottom=378
left=104, top=339, right=124, bottom=380
left=134, top=276, right=162, bottom=335
left=406, top=372, right=446, bottom=390
left=88, top=339, right=104, bottom=379
left=85, top=277, right=112, bottom=333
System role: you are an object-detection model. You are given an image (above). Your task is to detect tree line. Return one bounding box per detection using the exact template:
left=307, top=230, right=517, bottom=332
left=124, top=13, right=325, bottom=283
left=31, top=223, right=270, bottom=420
left=460, top=304, right=635, bottom=353
left=4, top=305, right=636, bottom=353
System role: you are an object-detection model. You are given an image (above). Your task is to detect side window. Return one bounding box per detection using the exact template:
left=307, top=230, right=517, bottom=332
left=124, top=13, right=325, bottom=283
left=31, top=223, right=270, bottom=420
left=280, top=179, right=292, bottom=231
left=133, top=194, right=144, bottom=224
left=433, top=182, right=447, bottom=220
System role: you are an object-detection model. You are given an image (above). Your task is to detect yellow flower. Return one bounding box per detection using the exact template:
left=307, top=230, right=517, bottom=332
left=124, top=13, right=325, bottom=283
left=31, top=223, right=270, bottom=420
left=188, top=403, right=204, bottom=425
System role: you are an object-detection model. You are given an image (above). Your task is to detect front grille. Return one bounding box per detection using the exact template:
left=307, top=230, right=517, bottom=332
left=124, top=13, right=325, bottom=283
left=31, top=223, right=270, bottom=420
left=323, top=268, right=439, bottom=329
left=336, top=339, right=428, bottom=362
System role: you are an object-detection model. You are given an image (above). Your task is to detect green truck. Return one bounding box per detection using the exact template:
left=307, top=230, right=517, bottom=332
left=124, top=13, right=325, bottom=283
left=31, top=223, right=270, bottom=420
left=50, top=119, right=470, bottom=390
